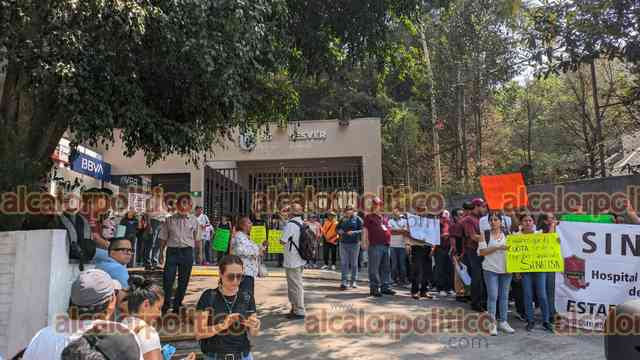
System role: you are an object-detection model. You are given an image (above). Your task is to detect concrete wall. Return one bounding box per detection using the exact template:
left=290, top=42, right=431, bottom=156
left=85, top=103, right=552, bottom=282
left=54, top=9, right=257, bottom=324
left=99, top=118, right=383, bottom=196
left=0, top=230, right=83, bottom=358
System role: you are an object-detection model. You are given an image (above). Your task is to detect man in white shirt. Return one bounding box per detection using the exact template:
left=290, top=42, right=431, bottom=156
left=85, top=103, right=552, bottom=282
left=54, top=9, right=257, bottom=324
left=388, top=207, right=409, bottom=286
left=280, top=203, right=307, bottom=319
left=22, top=269, right=123, bottom=360
left=195, top=206, right=212, bottom=265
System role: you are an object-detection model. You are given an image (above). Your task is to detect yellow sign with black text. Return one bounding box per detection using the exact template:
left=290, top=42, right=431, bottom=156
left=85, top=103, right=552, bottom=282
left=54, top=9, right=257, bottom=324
left=506, top=233, right=564, bottom=273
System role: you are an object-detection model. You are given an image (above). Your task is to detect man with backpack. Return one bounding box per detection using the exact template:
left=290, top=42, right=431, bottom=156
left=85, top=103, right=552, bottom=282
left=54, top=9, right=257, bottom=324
left=279, top=203, right=309, bottom=320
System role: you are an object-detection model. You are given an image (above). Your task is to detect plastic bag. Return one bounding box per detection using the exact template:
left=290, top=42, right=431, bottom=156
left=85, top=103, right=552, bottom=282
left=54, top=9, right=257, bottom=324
left=453, top=257, right=471, bottom=286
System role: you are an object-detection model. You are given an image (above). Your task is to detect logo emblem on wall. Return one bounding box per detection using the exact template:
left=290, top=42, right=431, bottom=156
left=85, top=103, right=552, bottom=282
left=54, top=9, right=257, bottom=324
left=239, top=130, right=257, bottom=152
left=564, top=255, right=590, bottom=290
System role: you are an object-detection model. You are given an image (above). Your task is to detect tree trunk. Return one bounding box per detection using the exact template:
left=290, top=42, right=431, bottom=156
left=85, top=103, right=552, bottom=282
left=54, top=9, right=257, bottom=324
left=590, top=60, right=607, bottom=177
left=458, top=68, right=468, bottom=190
left=419, top=24, right=442, bottom=192
left=403, top=113, right=410, bottom=188
left=0, top=60, right=64, bottom=230
left=475, top=105, right=482, bottom=177
left=526, top=93, right=533, bottom=165
left=474, top=73, right=482, bottom=178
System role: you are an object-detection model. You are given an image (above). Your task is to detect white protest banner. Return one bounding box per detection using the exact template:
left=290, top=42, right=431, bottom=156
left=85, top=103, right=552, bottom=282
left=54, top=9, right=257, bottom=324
left=406, top=213, right=440, bottom=246
left=556, top=222, right=640, bottom=330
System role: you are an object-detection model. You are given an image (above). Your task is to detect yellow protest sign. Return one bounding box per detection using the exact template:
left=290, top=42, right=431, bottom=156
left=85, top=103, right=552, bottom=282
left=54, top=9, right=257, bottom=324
left=506, top=233, right=564, bottom=273
left=250, top=225, right=267, bottom=245
left=268, top=230, right=284, bottom=254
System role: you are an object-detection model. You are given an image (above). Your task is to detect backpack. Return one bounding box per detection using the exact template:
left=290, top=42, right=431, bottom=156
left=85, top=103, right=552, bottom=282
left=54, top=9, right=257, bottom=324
left=288, top=220, right=318, bottom=260
left=57, top=213, right=96, bottom=270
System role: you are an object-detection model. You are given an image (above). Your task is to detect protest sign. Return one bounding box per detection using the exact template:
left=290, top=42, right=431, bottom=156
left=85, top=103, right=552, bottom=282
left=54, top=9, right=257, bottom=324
left=406, top=213, right=440, bottom=245
left=268, top=230, right=284, bottom=254
left=560, top=214, right=614, bottom=224
left=480, top=172, right=528, bottom=210
left=505, top=233, right=564, bottom=273
left=212, top=229, right=231, bottom=252
left=250, top=225, right=267, bottom=245
left=556, top=222, right=640, bottom=330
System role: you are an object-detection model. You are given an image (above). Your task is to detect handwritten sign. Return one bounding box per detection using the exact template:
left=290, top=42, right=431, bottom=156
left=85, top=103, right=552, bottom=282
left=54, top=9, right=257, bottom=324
left=480, top=172, right=528, bottom=210
left=506, top=233, right=564, bottom=273
left=212, top=229, right=231, bottom=252
left=268, top=230, right=284, bottom=254
left=250, top=225, right=267, bottom=245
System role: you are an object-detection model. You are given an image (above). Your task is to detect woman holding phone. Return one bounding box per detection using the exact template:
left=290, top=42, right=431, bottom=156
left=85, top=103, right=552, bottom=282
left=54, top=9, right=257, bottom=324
left=195, top=255, right=260, bottom=360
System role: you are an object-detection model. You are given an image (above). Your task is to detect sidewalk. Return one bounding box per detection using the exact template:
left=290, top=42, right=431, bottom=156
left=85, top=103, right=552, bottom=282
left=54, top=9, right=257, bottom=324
left=152, top=271, right=604, bottom=360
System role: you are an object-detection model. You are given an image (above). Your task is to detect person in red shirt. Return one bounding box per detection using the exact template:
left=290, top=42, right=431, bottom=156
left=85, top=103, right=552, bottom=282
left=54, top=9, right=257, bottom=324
left=362, top=197, right=395, bottom=298
left=449, top=207, right=468, bottom=301
left=433, top=211, right=454, bottom=296
left=460, top=198, right=487, bottom=312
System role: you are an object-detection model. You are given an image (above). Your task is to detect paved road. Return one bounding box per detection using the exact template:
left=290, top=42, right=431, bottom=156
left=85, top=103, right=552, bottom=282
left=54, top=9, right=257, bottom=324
left=180, top=271, right=605, bottom=360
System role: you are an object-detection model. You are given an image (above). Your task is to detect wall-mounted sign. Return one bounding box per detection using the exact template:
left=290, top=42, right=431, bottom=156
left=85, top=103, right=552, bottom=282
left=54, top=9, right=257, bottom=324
left=111, top=175, right=151, bottom=189
left=239, top=130, right=258, bottom=151
left=70, top=152, right=111, bottom=181
left=289, top=128, right=328, bottom=142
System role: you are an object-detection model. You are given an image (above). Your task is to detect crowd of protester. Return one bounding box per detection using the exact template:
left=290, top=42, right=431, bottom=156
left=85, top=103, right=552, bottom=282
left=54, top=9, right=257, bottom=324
left=14, top=188, right=640, bottom=359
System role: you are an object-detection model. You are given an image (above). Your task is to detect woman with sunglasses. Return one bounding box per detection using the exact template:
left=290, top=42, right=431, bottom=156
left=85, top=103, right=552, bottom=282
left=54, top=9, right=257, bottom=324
left=478, top=213, right=515, bottom=335
left=195, top=255, right=260, bottom=360
left=230, top=217, right=261, bottom=296
left=518, top=213, right=553, bottom=332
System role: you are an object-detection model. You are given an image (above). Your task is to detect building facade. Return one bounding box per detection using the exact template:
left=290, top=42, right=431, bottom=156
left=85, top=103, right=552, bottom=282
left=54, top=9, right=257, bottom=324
left=100, top=118, right=383, bottom=219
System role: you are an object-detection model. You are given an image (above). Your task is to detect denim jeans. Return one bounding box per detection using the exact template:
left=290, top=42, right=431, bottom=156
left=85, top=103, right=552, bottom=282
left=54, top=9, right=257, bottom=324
left=340, top=242, right=360, bottom=285
left=203, top=239, right=212, bottom=263
left=522, top=272, right=550, bottom=323
left=204, top=353, right=253, bottom=360
left=145, top=220, right=162, bottom=266
left=390, top=247, right=408, bottom=283
left=483, top=270, right=512, bottom=322
left=368, top=245, right=392, bottom=291
left=546, top=272, right=557, bottom=318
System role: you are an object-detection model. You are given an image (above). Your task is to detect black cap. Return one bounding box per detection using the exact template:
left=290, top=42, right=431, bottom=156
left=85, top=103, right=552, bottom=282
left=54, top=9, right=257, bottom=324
left=462, top=201, right=474, bottom=210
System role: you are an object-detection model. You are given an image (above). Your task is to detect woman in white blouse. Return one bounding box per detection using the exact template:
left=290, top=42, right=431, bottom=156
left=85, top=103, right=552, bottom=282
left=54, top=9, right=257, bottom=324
left=478, top=212, right=515, bottom=336
left=230, top=217, right=261, bottom=295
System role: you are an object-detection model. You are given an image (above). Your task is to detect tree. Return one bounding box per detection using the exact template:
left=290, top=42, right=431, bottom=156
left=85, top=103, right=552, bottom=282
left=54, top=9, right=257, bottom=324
left=529, top=0, right=640, bottom=176
left=0, top=0, right=419, bottom=230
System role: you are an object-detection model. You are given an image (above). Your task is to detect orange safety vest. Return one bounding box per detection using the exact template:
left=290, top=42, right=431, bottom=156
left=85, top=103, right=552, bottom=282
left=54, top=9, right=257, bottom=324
left=322, top=220, right=339, bottom=244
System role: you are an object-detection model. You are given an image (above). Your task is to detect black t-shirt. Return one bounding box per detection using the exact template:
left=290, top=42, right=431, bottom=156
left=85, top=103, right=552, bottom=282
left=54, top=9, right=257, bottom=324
left=196, top=288, right=256, bottom=354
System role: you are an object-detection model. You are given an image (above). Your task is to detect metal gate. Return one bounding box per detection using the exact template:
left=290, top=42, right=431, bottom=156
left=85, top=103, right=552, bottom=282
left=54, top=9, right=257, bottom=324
left=204, top=158, right=363, bottom=262
left=204, top=158, right=363, bottom=223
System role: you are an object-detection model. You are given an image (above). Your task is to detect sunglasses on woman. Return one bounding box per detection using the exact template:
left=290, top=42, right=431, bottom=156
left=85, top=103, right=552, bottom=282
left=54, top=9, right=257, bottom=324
left=224, top=273, right=244, bottom=282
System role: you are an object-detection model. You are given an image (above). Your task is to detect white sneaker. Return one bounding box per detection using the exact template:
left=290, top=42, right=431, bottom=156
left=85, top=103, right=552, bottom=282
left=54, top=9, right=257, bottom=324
left=498, top=321, right=515, bottom=334
left=331, top=265, right=336, bottom=270
left=320, top=265, right=329, bottom=270
left=447, top=290, right=456, bottom=296
left=439, top=291, right=447, bottom=297
left=489, top=323, right=498, bottom=336
left=350, top=282, right=358, bottom=289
